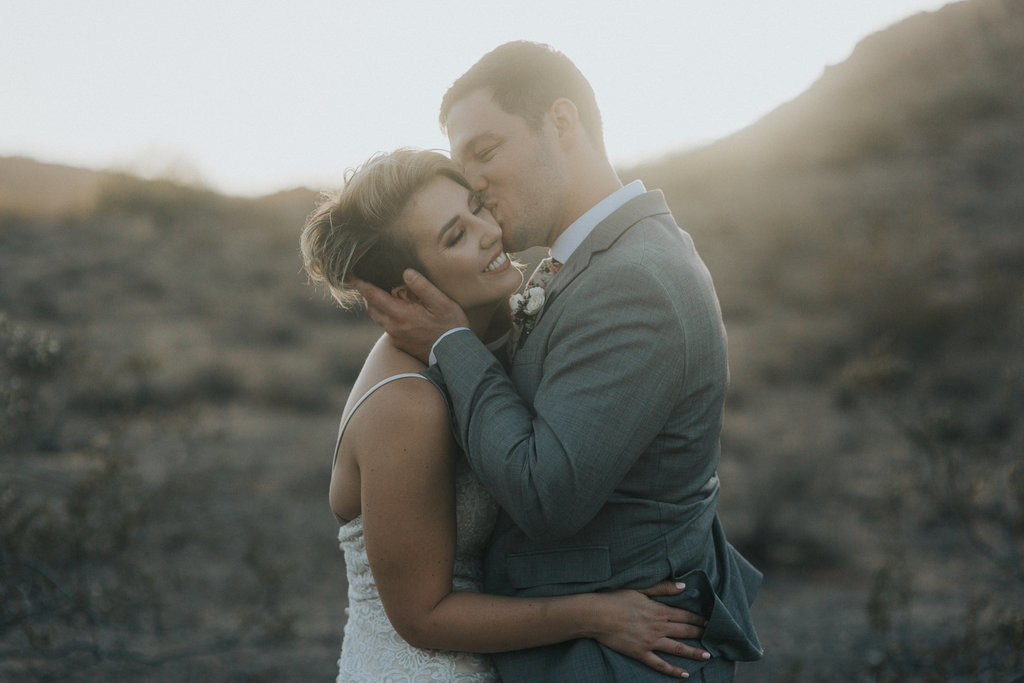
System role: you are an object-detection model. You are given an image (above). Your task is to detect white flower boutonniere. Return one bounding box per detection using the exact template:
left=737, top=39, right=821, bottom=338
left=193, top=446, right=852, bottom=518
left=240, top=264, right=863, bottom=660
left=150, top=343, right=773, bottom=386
left=510, top=257, right=562, bottom=347
left=510, top=286, right=547, bottom=335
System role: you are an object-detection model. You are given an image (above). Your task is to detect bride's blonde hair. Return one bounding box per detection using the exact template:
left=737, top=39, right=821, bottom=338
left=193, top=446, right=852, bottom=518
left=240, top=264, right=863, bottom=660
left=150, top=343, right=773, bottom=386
left=301, top=148, right=469, bottom=309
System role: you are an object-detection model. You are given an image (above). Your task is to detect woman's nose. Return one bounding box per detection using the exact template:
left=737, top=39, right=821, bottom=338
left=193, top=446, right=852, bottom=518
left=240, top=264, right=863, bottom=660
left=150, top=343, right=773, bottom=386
left=478, top=217, right=501, bottom=247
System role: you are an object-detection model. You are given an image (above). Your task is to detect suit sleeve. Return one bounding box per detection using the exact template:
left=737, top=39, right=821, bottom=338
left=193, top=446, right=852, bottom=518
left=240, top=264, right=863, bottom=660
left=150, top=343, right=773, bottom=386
left=434, top=260, right=686, bottom=540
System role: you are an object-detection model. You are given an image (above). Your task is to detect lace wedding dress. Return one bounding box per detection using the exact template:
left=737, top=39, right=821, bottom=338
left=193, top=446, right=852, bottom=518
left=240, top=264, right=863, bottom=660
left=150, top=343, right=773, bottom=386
left=334, top=373, right=501, bottom=682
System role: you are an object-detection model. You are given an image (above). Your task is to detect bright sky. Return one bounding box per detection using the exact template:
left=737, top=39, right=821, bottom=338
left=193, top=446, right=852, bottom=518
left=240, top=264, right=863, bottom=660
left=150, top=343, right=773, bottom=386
left=1, top=0, right=959, bottom=197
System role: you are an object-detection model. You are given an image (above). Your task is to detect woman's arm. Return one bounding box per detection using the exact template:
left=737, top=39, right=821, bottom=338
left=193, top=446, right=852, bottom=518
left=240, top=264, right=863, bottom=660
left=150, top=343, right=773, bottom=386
left=352, top=380, right=707, bottom=679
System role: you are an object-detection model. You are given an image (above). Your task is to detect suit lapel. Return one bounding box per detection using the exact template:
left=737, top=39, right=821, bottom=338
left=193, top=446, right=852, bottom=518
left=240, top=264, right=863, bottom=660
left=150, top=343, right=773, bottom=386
left=541, top=190, right=671, bottom=310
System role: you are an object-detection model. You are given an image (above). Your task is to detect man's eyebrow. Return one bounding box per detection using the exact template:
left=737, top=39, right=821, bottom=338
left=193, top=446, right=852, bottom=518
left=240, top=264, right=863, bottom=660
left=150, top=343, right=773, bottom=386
left=455, top=132, right=495, bottom=160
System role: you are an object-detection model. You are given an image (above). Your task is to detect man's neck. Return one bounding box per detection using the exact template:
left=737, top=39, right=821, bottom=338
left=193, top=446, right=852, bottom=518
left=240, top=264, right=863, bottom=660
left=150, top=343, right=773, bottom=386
left=548, top=160, right=622, bottom=247
left=548, top=179, right=645, bottom=264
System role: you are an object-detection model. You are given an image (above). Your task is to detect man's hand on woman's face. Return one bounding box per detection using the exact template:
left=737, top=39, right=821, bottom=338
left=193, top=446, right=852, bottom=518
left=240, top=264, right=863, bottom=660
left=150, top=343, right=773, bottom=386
left=354, top=269, right=469, bottom=364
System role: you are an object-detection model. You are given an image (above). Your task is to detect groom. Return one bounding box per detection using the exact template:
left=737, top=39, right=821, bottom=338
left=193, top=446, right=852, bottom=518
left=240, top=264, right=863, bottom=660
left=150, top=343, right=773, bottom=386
left=359, top=41, right=762, bottom=681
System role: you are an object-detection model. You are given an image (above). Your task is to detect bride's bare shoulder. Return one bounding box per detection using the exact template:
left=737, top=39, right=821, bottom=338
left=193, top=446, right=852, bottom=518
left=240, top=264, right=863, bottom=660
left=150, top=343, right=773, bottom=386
left=346, top=334, right=445, bottom=430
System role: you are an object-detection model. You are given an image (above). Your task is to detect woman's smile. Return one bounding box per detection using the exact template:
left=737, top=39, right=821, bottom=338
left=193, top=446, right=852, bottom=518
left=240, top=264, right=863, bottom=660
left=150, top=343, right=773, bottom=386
left=397, top=176, right=523, bottom=319
left=484, top=252, right=509, bottom=273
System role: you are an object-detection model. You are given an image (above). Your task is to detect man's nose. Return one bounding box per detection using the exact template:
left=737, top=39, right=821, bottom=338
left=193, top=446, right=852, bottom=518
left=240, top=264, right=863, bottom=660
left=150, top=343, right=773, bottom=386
left=466, top=170, right=487, bottom=192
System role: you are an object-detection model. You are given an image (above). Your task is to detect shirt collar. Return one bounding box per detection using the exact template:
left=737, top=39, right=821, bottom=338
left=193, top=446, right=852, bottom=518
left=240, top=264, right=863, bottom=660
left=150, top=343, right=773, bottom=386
left=550, top=180, right=646, bottom=264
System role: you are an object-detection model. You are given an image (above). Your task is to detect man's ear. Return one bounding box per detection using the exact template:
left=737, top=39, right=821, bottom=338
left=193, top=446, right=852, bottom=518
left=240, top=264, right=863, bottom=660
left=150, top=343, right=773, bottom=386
left=549, top=98, right=579, bottom=149
left=391, top=284, right=421, bottom=305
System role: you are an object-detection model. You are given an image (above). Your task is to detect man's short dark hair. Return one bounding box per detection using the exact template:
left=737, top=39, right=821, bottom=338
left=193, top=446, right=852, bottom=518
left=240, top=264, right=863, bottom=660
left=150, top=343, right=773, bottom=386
left=439, top=41, right=606, bottom=157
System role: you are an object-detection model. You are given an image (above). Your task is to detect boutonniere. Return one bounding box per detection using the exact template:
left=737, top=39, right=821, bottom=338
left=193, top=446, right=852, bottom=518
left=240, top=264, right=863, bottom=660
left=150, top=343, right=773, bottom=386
left=509, top=286, right=547, bottom=334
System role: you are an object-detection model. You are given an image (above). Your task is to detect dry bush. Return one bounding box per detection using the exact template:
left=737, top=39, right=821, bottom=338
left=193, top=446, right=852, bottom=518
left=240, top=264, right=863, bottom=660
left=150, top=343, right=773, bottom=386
left=0, top=448, right=303, bottom=681
left=841, top=338, right=1024, bottom=680
left=0, top=175, right=340, bottom=679
left=0, top=313, right=64, bottom=449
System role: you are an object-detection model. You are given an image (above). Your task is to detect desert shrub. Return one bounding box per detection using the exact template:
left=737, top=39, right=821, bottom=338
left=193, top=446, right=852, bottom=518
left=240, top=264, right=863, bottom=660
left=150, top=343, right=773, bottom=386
left=0, top=451, right=161, bottom=680
left=67, top=359, right=249, bottom=416
left=908, top=82, right=1013, bottom=146
left=0, top=312, right=64, bottom=449
left=92, top=174, right=223, bottom=228
left=0, top=443, right=302, bottom=681
left=258, top=372, right=333, bottom=411
left=844, top=346, right=1024, bottom=681
left=181, top=363, right=246, bottom=404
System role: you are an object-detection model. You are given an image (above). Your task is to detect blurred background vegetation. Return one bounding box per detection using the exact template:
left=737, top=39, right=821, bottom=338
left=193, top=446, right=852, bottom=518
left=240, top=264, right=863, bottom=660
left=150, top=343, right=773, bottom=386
left=2, top=0, right=1022, bottom=680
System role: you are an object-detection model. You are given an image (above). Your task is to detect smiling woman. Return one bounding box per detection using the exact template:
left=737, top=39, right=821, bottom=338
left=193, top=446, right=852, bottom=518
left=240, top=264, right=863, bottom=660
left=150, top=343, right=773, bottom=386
left=392, top=174, right=521, bottom=324
left=300, top=148, right=522, bottom=333
left=298, top=148, right=714, bottom=681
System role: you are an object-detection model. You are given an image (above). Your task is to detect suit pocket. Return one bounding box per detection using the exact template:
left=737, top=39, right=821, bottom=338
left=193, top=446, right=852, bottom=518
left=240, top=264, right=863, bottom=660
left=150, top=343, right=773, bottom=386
left=506, top=546, right=611, bottom=589
left=663, top=569, right=764, bottom=662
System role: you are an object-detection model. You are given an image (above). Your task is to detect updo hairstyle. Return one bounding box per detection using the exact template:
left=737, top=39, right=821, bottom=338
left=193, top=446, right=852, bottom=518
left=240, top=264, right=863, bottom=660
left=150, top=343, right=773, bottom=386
left=300, top=148, right=470, bottom=308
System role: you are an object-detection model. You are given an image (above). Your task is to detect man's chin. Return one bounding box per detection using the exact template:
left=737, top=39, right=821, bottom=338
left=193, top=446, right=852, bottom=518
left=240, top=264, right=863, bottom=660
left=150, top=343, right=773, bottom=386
left=500, top=231, right=528, bottom=254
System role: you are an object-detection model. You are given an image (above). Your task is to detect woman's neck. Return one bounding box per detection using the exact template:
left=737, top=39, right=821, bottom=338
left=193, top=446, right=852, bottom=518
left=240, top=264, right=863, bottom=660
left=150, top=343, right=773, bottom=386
left=465, top=301, right=510, bottom=345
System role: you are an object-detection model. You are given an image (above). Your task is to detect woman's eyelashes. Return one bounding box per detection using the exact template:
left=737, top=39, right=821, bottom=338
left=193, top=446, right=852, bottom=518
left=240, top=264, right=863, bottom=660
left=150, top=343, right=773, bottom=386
left=446, top=227, right=465, bottom=248
left=447, top=201, right=486, bottom=247
left=443, top=197, right=489, bottom=249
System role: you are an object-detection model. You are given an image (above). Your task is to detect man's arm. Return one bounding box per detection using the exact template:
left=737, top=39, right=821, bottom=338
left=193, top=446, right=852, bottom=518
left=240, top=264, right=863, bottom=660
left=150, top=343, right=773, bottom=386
left=435, top=262, right=690, bottom=541
left=354, top=269, right=469, bottom=363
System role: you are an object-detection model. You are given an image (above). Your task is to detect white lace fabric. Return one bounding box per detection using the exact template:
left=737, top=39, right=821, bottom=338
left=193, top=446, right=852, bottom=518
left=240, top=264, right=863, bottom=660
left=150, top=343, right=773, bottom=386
left=336, top=451, right=500, bottom=682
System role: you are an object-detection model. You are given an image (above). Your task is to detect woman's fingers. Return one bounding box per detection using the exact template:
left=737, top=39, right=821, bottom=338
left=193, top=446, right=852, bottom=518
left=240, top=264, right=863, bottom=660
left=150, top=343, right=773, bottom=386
left=636, top=581, right=707, bottom=625
left=638, top=651, right=691, bottom=679
left=637, top=579, right=686, bottom=597
left=658, top=636, right=712, bottom=663
left=643, top=651, right=692, bottom=679
left=656, top=605, right=707, bottom=630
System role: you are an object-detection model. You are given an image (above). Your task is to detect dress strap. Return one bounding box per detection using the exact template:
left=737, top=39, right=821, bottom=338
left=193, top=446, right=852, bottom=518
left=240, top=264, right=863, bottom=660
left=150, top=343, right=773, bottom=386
left=332, top=373, right=437, bottom=470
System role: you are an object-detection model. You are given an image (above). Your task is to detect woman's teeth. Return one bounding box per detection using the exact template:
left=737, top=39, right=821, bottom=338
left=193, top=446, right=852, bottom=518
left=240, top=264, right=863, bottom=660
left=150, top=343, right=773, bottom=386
left=484, top=253, right=507, bottom=272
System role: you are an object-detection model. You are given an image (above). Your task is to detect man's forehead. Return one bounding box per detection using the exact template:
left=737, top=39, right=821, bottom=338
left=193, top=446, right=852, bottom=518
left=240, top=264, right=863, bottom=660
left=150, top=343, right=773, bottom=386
left=447, top=92, right=504, bottom=143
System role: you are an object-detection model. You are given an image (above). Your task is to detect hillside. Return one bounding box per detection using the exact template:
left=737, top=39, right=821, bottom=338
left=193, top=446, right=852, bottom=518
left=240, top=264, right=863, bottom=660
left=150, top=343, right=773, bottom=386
left=625, top=0, right=1023, bottom=400
left=2, top=0, right=1022, bottom=680
left=0, top=156, right=113, bottom=217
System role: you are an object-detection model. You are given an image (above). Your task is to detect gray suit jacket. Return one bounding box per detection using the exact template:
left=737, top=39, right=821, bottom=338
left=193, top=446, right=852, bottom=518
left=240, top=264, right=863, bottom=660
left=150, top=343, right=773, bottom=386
left=432, top=190, right=762, bottom=681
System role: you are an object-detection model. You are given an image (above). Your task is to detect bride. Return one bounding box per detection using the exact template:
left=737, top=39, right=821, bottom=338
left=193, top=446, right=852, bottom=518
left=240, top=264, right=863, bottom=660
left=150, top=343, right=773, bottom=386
left=301, top=149, right=709, bottom=681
